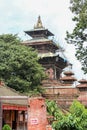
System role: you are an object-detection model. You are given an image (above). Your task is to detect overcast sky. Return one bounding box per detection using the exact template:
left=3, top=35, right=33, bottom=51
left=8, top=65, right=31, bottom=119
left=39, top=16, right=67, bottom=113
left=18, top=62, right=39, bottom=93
left=0, top=0, right=86, bottom=80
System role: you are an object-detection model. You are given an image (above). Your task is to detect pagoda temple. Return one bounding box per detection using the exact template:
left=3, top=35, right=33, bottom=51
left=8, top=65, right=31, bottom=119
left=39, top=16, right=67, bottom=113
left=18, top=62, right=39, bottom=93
left=22, top=16, right=87, bottom=109
left=23, top=16, right=68, bottom=80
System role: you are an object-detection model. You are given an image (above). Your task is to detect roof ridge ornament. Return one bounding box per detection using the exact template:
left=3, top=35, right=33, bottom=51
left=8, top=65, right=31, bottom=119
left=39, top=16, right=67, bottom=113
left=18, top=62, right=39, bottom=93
left=34, top=16, right=44, bottom=29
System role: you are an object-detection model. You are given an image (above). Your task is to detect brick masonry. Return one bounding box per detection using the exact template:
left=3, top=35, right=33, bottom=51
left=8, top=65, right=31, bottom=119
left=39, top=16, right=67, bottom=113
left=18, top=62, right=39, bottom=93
left=27, top=97, right=52, bottom=130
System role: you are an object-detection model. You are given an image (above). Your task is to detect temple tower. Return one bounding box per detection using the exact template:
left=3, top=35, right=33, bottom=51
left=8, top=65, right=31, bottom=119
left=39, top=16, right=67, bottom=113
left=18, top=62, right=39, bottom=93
left=23, top=16, right=68, bottom=80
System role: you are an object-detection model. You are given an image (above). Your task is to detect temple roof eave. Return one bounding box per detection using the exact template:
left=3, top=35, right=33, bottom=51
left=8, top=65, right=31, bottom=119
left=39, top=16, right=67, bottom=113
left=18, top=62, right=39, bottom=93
left=64, top=71, right=74, bottom=76
left=39, top=53, right=67, bottom=62
left=24, top=28, right=54, bottom=37
left=22, top=39, right=59, bottom=50
left=38, top=52, right=59, bottom=58
left=76, top=84, right=87, bottom=88
left=22, top=38, right=56, bottom=44
left=60, top=76, right=77, bottom=81
left=78, top=79, right=87, bottom=84
left=76, top=79, right=87, bottom=88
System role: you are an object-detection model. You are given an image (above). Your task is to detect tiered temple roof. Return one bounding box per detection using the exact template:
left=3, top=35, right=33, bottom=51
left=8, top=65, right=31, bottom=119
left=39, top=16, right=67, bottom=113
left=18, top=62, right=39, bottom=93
left=77, top=79, right=87, bottom=88
left=25, top=16, right=54, bottom=38
left=60, top=70, right=77, bottom=85
left=22, top=16, right=87, bottom=109
left=23, top=16, right=68, bottom=80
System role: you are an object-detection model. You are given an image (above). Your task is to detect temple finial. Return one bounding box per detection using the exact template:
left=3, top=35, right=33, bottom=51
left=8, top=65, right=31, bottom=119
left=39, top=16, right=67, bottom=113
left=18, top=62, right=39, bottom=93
left=34, top=16, right=44, bottom=29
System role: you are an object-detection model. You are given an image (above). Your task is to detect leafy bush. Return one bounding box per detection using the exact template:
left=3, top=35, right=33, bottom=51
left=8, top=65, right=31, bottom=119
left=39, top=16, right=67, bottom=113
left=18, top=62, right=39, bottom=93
left=2, top=124, right=11, bottom=130
left=46, top=100, right=87, bottom=130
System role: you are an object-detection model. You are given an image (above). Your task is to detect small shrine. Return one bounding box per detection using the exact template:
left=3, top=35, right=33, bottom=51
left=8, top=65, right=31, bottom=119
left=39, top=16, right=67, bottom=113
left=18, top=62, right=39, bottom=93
left=76, top=79, right=87, bottom=93
left=77, top=79, right=87, bottom=106
left=60, top=70, right=77, bottom=85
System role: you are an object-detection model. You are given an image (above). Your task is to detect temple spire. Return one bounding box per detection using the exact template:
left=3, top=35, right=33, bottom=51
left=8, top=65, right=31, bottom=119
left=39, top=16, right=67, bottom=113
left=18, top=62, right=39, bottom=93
left=34, top=16, right=44, bottom=29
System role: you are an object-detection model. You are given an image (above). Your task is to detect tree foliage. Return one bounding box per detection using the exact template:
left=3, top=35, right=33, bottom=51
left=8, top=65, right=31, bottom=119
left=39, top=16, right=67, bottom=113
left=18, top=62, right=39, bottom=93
left=69, top=100, right=87, bottom=130
left=53, top=114, right=82, bottom=130
left=46, top=100, right=87, bottom=130
left=2, top=124, right=11, bottom=130
left=0, top=34, right=45, bottom=93
left=46, top=100, right=63, bottom=121
left=66, top=0, right=87, bottom=74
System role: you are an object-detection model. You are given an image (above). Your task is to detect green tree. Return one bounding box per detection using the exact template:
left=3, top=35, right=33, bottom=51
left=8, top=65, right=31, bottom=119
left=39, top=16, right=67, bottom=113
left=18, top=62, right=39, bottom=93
left=46, top=100, right=63, bottom=121
left=66, top=0, right=87, bottom=74
left=53, top=114, right=82, bottom=130
left=69, top=100, right=87, bottom=130
left=0, top=34, right=21, bottom=43
left=46, top=100, right=87, bottom=130
left=2, top=124, right=11, bottom=130
left=0, top=34, right=45, bottom=93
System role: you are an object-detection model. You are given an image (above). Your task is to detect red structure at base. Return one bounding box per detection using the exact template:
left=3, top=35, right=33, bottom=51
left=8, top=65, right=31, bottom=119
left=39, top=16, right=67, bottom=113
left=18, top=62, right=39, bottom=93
left=27, top=97, right=52, bottom=130
left=0, top=81, right=52, bottom=130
